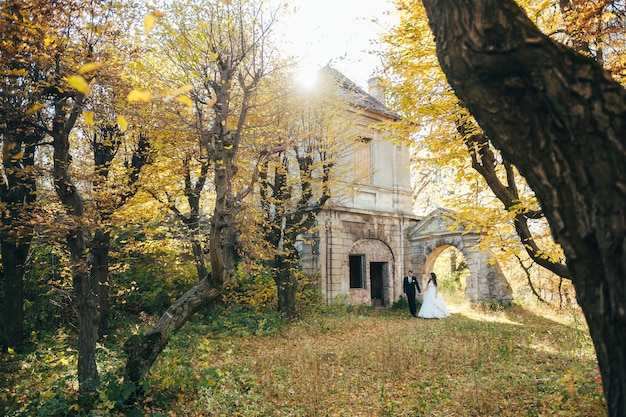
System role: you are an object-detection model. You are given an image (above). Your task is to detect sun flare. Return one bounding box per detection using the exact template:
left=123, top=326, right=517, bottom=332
left=295, top=66, right=319, bottom=89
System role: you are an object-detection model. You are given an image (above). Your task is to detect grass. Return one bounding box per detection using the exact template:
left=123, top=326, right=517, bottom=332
left=1, top=292, right=606, bottom=416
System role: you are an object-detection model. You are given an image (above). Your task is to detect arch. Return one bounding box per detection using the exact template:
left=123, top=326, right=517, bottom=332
left=348, top=238, right=395, bottom=306
left=408, top=209, right=513, bottom=304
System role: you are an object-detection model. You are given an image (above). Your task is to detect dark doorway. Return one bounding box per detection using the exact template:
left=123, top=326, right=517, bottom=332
left=370, top=262, right=385, bottom=306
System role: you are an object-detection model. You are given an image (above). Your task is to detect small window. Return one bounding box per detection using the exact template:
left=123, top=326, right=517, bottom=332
left=349, top=255, right=365, bottom=288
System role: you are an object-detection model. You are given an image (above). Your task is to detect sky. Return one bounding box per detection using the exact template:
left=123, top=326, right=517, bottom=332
left=274, top=0, right=397, bottom=89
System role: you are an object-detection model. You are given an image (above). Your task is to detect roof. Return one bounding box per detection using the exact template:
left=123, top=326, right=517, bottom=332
left=319, top=66, right=401, bottom=121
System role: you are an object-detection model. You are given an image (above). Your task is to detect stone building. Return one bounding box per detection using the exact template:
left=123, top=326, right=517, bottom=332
left=300, top=68, right=513, bottom=306
left=299, top=68, right=417, bottom=307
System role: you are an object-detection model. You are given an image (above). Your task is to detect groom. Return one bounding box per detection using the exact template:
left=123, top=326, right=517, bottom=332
left=403, top=270, right=421, bottom=317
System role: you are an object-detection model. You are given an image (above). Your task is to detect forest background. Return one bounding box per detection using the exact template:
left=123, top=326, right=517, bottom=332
left=0, top=0, right=623, bottom=415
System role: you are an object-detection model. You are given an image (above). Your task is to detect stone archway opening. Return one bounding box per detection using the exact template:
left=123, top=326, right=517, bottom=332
left=408, top=209, right=513, bottom=305
left=430, top=245, right=469, bottom=294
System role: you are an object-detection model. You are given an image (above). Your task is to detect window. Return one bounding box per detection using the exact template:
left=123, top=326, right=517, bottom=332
left=356, top=137, right=372, bottom=183
left=349, top=255, right=365, bottom=288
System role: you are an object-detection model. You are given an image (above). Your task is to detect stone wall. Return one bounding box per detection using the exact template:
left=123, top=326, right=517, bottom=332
left=301, top=208, right=417, bottom=307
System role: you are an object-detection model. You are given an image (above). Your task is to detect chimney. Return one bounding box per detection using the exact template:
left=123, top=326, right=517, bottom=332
left=367, top=77, right=385, bottom=104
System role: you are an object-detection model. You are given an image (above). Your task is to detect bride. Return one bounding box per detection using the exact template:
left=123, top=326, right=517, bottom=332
left=418, top=272, right=451, bottom=319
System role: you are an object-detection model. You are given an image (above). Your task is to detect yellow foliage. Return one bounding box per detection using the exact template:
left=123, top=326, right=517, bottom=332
left=144, top=11, right=165, bottom=35
left=78, top=62, right=103, bottom=74
left=26, top=103, right=43, bottom=115
left=117, top=115, right=128, bottom=132
left=83, top=111, right=95, bottom=125
left=175, top=95, right=193, bottom=106
left=127, top=89, right=152, bottom=103
left=66, top=75, right=89, bottom=94
left=168, top=84, right=193, bottom=98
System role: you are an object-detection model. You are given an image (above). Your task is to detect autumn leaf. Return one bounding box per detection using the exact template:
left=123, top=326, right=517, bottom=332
left=175, top=95, right=193, bottom=106
left=78, top=62, right=103, bottom=74
left=26, top=103, right=43, bottom=115
left=83, top=111, right=95, bottom=125
left=171, top=84, right=193, bottom=96
left=66, top=75, right=90, bottom=94
left=144, top=11, right=165, bottom=35
left=164, top=84, right=193, bottom=101
left=117, top=115, right=128, bottom=132
left=43, top=34, right=55, bottom=47
left=127, top=89, right=152, bottom=103
left=207, top=96, right=217, bottom=107
left=11, top=151, right=24, bottom=161
left=218, top=0, right=232, bottom=4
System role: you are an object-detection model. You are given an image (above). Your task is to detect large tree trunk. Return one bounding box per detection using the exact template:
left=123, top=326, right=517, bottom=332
left=274, top=257, right=297, bottom=319
left=68, top=225, right=100, bottom=395
left=1, top=133, right=37, bottom=348
left=420, top=1, right=626, bottom=415
left=1, top=241, right=27, bottom=348
left=52, top=91, right=100, bottom=395
left=92, top=228, right=110, bottom=337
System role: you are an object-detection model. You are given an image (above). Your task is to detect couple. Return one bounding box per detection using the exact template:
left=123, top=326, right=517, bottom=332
left=403, top=271, right=450, bottom=319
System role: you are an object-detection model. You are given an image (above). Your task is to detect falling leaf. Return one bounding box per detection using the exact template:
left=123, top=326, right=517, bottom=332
left=144, top=14, right=157, bottom=34
left=127, top=89, right=152, bottom=103
left=171, top=84, right=193, bottom=96
left=11, top=151, right=24, bottom=161
left=78, top=62, right=103, bottom=74
left=144, top=11, right=165, bottom=35
left=26, top=103, right=43, bottom=115
left=83, top=111, right=95, bottom=125
left=175, top=95, right=193, bottom=106
left=66, top=75, right=90, bottom=94
left=117, top=115, right=128, bottom=132
left=207, top=96, right=217, bottom=107
left=164, top=84, right=193, bottom=101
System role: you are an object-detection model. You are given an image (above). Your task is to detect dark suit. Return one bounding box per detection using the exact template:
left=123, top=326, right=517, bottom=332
left=403, top=275, right=421, bottom=317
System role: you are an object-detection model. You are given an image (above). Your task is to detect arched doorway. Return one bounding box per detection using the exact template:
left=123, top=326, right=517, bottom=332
left=348, top=239, right=394, bottom=306
left=428, top=245, right=469, bottom=294
left=408, top=209, right=513, bottom=304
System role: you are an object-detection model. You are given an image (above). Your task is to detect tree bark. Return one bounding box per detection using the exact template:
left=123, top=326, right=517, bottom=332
left=52, top=91, right=100, bottom=395
left=274, top=257, right=298, bottom=319
left=92, top=228, right=110, bottom=337
left=123, top=276, right=219, bottom=388
left=421, top=0, right=626, bottom=415
left=1, top=241, right=27, bottom=348
left=0, top=132, right=37, bottom=348
left=461, top=127, right=571, bottom=279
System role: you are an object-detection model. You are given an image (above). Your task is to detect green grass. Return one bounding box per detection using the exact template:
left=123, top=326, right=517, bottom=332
left=1, top=296, right=606, bottom=416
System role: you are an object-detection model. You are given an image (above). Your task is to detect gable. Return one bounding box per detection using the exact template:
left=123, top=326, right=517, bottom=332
left=407, top=208, right=472, bottom=241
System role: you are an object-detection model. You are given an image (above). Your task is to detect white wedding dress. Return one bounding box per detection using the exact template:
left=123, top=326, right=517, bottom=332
left=418, top=281, right=451, bottom=319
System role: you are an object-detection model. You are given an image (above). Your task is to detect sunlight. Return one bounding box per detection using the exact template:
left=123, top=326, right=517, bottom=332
left=295, top=66, right=319, bottom=89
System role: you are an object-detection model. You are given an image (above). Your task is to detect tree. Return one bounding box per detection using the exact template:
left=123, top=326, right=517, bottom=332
left=123, top=0, right=282, bottom=390
left=0, top=0, right=50, bottom=349
left=88, top=123, right=151, bottom=336
left=0, top=0, right=143, bottom=394
left=252, top=69, right=354, bottom=319
left=382, top=0, right=570, bottom=287
left=419, top=0, right=626, bottom=415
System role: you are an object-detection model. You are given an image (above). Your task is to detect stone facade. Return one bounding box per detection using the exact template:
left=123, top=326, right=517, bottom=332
left=299, top=69, right=417, bottom=307
left=300, top=69, right=513, bottom=306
